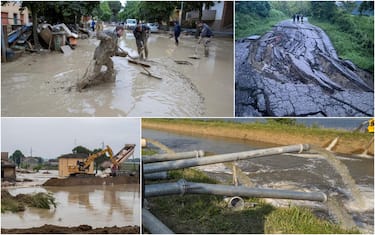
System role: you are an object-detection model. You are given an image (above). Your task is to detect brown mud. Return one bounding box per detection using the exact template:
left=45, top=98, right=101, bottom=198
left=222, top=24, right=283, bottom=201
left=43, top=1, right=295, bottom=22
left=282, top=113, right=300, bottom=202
left=1, top=224, right=140, bottom=234
left=43, top=175, right=139, bottom=186
left=142, top=120, right=374, bottom=156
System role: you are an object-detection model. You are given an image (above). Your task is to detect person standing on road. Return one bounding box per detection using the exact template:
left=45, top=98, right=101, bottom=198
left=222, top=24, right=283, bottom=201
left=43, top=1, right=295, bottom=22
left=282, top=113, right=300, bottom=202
left=133, top=21, right=150, bottom=60
left=301, top=14, right=304, bottom=24
left=174, top=21, right=181, bottom=45
left=77, top=26, right=127, bottom=90
left=293, top=14, right=296, bottom=23
left=296, top=14, right=300, bottom=23
left=91, top=20, right=96, bottom=31
left=197, top=21, right=213, bottom=57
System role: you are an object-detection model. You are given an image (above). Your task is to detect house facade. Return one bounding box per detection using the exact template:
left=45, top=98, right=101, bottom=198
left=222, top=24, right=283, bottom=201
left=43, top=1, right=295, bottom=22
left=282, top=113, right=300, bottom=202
left=58, top=153, right=94, bottom=177
left=1, top=2, right=30, bottom=26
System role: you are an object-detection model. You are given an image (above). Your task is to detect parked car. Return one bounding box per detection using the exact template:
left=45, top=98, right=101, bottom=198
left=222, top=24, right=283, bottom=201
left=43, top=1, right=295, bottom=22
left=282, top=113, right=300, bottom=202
left=146, top=22, right=159, bottom=33
left=125, top=19, right=137, bottom=30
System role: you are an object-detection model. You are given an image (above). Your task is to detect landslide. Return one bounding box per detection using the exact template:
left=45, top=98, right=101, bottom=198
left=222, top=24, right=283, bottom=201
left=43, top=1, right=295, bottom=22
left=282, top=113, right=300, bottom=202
left=1, top=224, right=140, bottom=234
left=236, top=20, right=374, bottom=117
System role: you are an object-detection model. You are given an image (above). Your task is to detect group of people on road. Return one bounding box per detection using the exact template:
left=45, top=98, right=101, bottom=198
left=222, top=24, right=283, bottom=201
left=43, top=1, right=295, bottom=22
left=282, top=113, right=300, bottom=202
left=79, top=19, right=213, bottom=89
left=292, top=13, right=304, bottom=24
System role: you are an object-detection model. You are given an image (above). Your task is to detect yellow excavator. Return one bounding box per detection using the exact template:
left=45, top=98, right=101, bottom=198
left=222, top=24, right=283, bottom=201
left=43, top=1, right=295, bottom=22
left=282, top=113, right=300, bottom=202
left=68, top=145, right=117, bottom=176
left=353, top=118, right=374, bottom=133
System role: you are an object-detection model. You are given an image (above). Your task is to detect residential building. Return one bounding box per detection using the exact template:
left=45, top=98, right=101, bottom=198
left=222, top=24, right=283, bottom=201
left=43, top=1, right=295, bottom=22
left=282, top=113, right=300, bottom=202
left=1, top=2, right=30, bottom=26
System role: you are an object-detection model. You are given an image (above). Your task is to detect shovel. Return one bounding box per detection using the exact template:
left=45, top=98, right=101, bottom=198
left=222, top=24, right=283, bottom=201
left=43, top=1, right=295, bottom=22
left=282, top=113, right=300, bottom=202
left=140, top=66, right=162, bottom=80
left=188, top=44, right=200, bottom=60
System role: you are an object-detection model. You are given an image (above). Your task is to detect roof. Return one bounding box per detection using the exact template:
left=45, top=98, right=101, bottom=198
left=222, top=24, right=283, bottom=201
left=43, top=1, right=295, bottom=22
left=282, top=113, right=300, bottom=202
left=58, top=153, right=89, bottom=159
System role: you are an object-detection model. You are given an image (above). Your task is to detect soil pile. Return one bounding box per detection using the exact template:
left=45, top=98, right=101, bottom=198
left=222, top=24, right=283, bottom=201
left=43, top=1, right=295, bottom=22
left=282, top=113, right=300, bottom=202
left=236, top=20, right=374, bottom=117
left=1, top=224, right=140, bottom=234
left=43, top=175, right=139, bottom=186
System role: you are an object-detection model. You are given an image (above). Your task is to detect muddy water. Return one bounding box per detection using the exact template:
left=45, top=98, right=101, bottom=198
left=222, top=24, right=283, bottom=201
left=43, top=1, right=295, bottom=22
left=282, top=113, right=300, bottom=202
left=143, top=128, right=374, bottom=232
left=1, top=184, right=140, bottom=229
left=1, top=29, right=233, bottom=117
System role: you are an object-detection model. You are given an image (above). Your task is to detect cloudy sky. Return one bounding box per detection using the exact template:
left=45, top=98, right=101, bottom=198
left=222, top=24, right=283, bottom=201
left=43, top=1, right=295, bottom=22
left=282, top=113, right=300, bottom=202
left=1, top=118, right=140, bottom=159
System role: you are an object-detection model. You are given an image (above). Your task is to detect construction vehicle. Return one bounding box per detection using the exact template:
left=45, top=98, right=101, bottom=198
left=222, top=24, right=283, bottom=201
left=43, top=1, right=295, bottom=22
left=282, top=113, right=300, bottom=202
left=68, top=144, right=136, bottom=176
left=353, top=118, right=374, bottom=133
left=68, top=145, right=115, bottom=176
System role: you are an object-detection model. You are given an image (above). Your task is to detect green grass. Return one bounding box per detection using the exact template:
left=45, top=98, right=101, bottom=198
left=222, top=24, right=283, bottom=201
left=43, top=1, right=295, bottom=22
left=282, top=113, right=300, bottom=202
left=310, top=16, right=374, bottom=73
left=147, top=168, right=359, bottom=233
left=143, top=118, right=372, bottom=142
left=265, top=206, right=360, bottom=234
left=235, top=9, right=289, bottom=38
left=142, top=148, right=158, bottom=156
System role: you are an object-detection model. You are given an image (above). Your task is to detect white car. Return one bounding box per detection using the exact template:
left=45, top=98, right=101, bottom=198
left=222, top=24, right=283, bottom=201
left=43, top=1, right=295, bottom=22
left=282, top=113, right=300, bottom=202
left=146, top=23, right=159, bottom=33
left=126, top=19, right=137, bottom=30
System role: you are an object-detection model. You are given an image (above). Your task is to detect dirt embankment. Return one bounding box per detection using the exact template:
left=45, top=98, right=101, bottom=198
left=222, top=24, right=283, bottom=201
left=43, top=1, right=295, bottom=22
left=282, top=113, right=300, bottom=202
left=43, top=175, right=139, bottom=186
left=1, top=224, right=140, bottom=234
left=143, top=121, right=374, bottom=156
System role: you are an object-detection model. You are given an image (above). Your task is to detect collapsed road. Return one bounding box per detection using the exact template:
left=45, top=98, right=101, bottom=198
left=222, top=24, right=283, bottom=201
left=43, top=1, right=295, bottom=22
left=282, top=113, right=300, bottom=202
left=236, top=19, right=374, bottom=117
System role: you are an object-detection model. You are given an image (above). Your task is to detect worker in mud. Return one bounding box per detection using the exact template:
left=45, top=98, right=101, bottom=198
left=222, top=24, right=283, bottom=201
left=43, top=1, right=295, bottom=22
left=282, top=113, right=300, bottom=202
left=174, top=21, right=181, bottom=45
left=77, top=25, right=128, bottom=90
left=197, top=21, right=213, bottom=57
left=133, top=21, right=150, bottom=60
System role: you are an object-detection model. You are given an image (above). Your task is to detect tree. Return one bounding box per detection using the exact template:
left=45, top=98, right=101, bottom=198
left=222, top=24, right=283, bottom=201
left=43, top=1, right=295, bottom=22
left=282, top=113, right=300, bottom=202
left=138, top=1, right=178, bottom=23
left=10, top=150, right=25, bottom=168
left=119, top=1, right=140, bottom=21
left=359, top=1, right=374, bottom=15
left=96, top=1, right=112, bottom=22
left=72, top=145, right=91, bottom=154
left=310, top=1, right=337, bottom=20
left=107, top=1, right=123, bottom=22
left=235, top=1, right=270, bottom=17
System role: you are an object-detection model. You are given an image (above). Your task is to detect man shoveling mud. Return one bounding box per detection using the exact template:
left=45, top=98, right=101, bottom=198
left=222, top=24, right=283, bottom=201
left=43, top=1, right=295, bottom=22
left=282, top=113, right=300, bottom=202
left=197, top=21, right=213, bottom=57
left=133, top=21, right=150, bottom=60
left=77, top=26, right=128, bottom=90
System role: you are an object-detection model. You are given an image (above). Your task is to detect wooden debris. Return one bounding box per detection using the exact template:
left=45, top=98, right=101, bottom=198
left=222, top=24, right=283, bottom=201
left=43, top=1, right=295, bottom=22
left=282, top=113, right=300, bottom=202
left=128, top=59, right=151, bottom=67
left=140, top=66, right=162, bottom=80
left=174, top=60, right=193, bottom=65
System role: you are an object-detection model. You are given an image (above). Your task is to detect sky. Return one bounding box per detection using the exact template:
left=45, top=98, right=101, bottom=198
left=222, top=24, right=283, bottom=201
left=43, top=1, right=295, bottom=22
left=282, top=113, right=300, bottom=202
left=1, top=118, right=141, bottom=159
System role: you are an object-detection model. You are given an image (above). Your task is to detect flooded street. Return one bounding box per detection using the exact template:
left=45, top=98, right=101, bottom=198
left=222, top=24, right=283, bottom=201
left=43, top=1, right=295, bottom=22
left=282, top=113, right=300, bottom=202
left=1, top=184, right=140, bottom=229
left=1, top=29, right=233, bottom=117
left=143, top=128, right=374, bottom=233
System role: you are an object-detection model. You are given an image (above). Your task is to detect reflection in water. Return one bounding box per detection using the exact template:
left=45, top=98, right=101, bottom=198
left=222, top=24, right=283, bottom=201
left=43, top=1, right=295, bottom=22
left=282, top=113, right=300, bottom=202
left=1, top=185, right=140, bottom=229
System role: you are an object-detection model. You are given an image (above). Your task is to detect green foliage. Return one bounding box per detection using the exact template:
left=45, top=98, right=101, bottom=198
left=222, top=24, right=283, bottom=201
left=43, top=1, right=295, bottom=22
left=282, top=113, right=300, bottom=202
left=235, top=9, right=288, bottom=38
left=359, top=1, right=374, bottom=15
left=267, top=118, right=298, bottom=126
left=138, top=1, right=177, bottom=23
left=264, top=206, right=360, bottom=234
left=10, top=150, right=24, bottom=168
left=107, top=1, right=122, bottom=21
left=119, top=1, right=140, bottom=21
left=271, top=1, right=311, bottom=17
left=310, top=1, right=337, bottom=20
left=33, top=165, right=42, bottom=172
left=236, top=1, right=271, bottom=17
left=310, top=14, right=374, bottom=73
left=97, top=1, right=112, bottom=22
left=72, top=145, right=92, bottom=154
left=168, top=168, right=218, bottom=184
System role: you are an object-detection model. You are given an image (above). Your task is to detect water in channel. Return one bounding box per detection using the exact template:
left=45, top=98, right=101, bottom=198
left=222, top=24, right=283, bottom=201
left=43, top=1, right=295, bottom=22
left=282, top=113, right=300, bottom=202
left=143, top=128, right=374, bottom=233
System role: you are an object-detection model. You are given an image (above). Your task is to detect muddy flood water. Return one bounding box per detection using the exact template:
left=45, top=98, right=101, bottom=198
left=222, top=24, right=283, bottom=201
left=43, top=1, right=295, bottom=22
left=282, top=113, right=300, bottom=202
left=143, top=128, right=374, bottom=233
left=1, top=28, right=233, bottom=117
left=1, top=184, right=140, bottom=229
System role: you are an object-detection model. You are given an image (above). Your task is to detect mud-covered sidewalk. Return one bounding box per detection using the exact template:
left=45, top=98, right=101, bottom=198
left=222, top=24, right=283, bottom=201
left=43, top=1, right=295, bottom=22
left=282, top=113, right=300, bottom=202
left=2, top=29, right=233, bottom=117
left=236, top=19, right=374, bottom=117
left=1, top=224, right=140, bottom=234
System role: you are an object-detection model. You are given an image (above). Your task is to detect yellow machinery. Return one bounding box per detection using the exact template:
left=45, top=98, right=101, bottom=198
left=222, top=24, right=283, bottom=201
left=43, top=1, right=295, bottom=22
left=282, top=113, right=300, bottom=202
left=368, top=118, right=374, bottom=133
left=68, top=145, right=116, bottom=176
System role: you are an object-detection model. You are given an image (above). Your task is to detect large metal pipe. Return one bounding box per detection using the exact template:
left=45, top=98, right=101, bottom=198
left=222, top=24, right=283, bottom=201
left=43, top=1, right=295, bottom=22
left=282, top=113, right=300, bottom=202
left=142, top=208, right=174, bottom=234
left=143, top=150, right=205, bottom=163
left=144, top=171, right=169, bottom=180
left=144, top=144, right=310, bottom=174
left=145, top=179, right=327, bottom=202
